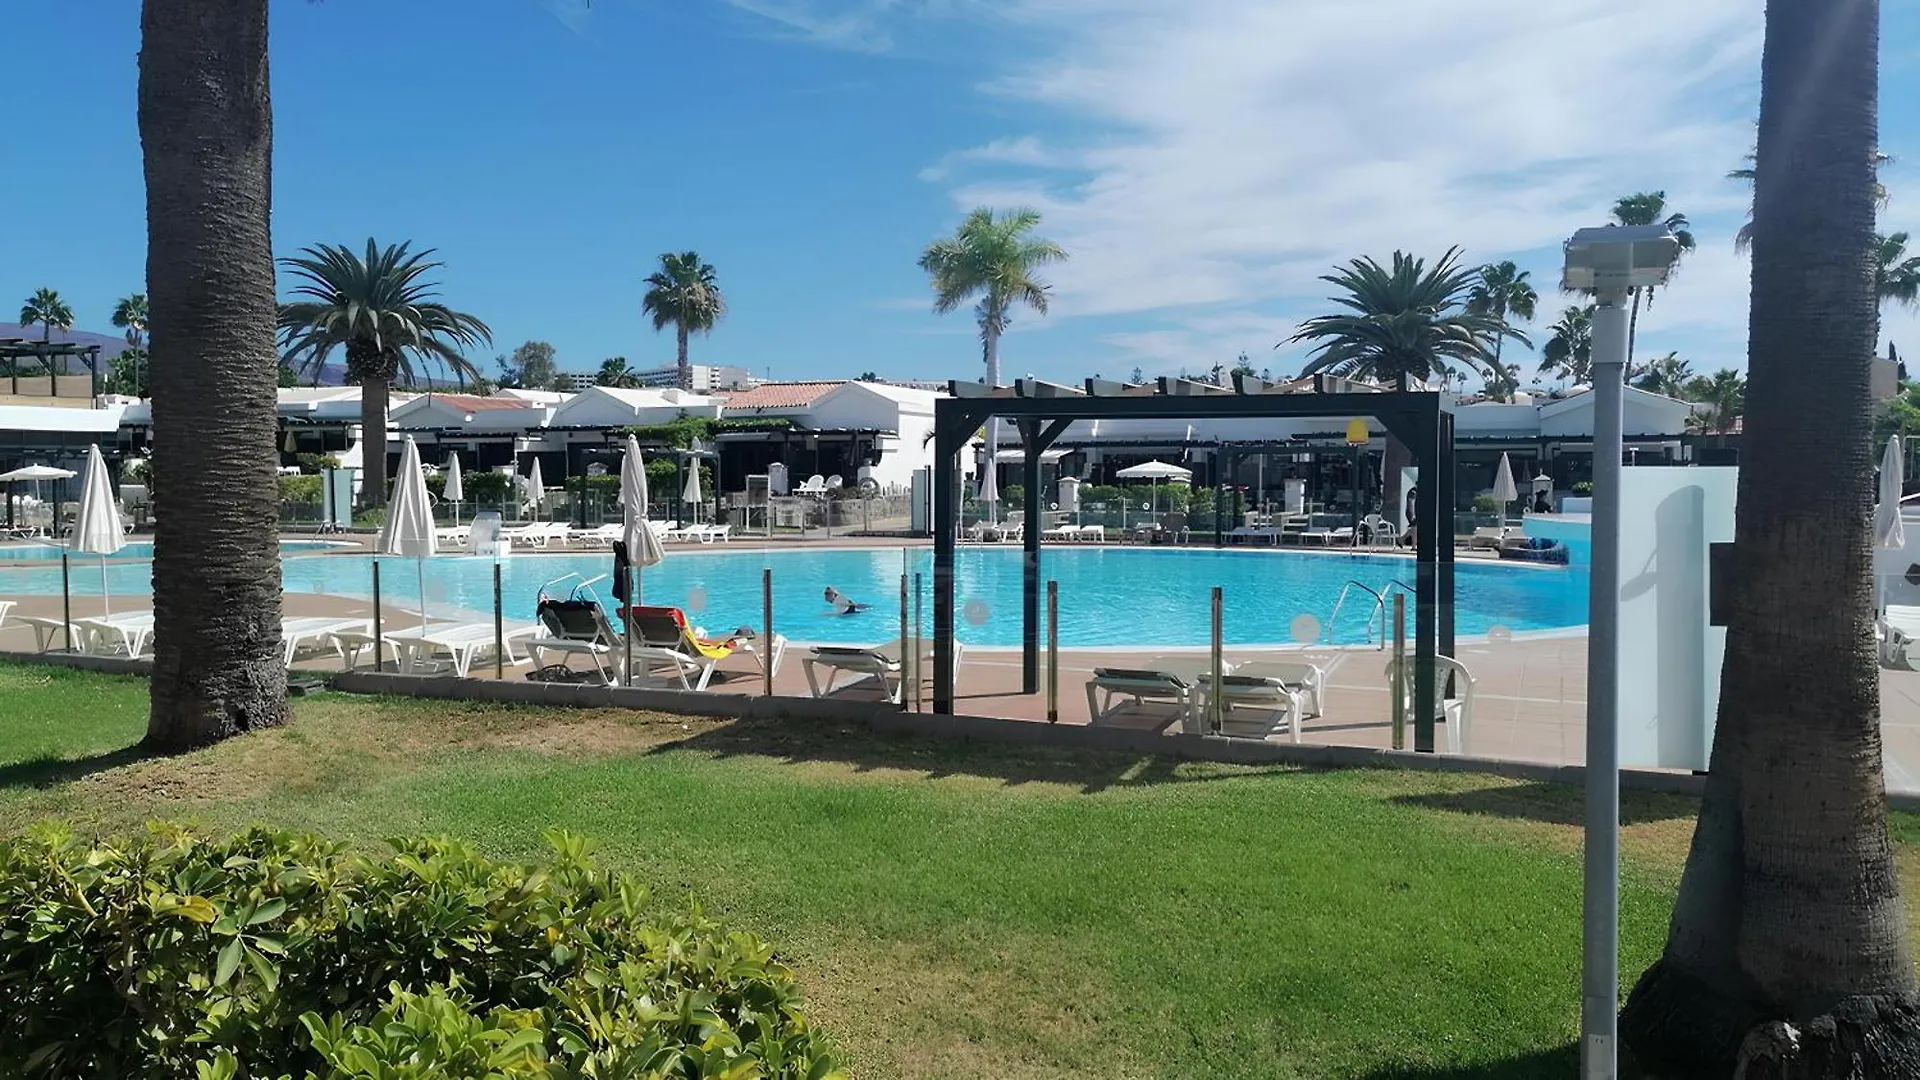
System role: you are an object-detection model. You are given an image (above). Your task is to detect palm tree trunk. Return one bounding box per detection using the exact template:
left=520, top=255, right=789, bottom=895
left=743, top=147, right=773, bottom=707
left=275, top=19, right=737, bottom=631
left=359, top=377, right=390, bottom=509
left=1626, top=289, right=1642, bottom=376
left=677, top=324, right=690, bottom=391
left=1620, top=0, right=1920, bottom=1071
left=138, top=0, right=288, bottom=752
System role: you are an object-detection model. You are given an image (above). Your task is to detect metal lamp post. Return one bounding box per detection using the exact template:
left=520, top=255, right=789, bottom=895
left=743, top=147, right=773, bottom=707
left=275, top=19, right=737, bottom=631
left=1562, top=224, right=1682, bottom=1080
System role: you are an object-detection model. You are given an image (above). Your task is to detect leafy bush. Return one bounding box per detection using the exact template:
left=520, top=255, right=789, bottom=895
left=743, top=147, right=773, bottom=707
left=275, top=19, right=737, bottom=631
left=1472, top=493, right=1499, bottom=513
left=293, top=453, right=340, bottom=474
left=1571, top=481, right=1594, bottom=496
left=277, top=475, right=321, bottom=504
left=0, top=824, right=843, bottom=1079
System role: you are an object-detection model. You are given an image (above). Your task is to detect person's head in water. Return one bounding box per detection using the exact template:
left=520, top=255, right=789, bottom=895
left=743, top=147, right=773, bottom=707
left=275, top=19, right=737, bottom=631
left=824, top=587, right=840, bottom=604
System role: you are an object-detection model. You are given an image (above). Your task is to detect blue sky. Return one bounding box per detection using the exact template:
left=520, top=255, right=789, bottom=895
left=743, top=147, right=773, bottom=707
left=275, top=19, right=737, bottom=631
left=7, top=0, right=1920, bottom=389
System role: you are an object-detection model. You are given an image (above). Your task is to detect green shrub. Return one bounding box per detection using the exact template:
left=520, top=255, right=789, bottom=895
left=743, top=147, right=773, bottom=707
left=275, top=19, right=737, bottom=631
left=460, top=471, right=514, bottom=503
left=0, top=824, right=843, bottom=1079
left=1472, top=493, right=1499, bottom=513
left=277, top=475, right=321, bottom=504
left=1571, top=481, right=1594, bottom=496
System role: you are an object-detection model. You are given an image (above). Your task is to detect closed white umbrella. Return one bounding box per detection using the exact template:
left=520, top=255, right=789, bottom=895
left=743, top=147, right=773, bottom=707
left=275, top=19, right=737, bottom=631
left=977, top=454, right=999, bottom=524
left=1878, top=436, right=1906, bottom=550
left=442, top=453, right=464, bottom=525
left=1492, top=453, right=1518, bottom=520
left=681, top=458, right=704, bottom=523
left=72, top=444, right=125, bottom=617
left=523, top=457, right=546, bottom=518
left=377, top=436, right=438, bottom=625
left=619, top=437, right=667, bottom=682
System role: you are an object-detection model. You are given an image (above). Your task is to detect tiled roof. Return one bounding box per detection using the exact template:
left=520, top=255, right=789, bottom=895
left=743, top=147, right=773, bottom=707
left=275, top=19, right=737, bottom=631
left=719, top=381, right=840, bottom=410
left=423, top=394, right=534, bottom=412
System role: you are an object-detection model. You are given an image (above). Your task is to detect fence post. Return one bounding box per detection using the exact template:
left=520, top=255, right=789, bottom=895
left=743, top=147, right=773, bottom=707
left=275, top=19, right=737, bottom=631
left=762, top=567, right=774, bottom=697
left=1391, top=592, right=1407, bottom=750
left=1209, top=586, right=1224, bottom=734
left=60, top=551, right=73, bottom=653
left=493, top=562, right=504, bottom=680
left=1046, top=579, right=1059, bottom=723
left=912, top=571, right=924, bottom=711
left=372, top=560, right=383, bottom=673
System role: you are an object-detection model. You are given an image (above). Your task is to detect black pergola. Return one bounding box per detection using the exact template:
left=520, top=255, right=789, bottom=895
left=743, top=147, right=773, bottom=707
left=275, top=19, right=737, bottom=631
left=931, top=373, right=1458, bottom=751
left=0, top=340, right=105, bottom=398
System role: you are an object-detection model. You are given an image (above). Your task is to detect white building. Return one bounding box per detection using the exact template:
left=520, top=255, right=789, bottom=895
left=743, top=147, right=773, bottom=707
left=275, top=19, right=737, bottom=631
left=628, top=363, right=761, bottom=392
left=553, top=372, right=598, bottom=392
left=711, top=381, right=941, bottom=492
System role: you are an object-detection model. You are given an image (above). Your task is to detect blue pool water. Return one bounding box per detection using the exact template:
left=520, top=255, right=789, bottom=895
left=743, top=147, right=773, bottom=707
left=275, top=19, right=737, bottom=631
left=0, top=540, right=348, bottom=562
left=0, top=545, right=1589, bottom=647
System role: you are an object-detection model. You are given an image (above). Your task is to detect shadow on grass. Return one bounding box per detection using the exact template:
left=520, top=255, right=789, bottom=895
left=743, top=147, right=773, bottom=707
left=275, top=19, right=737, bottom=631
left=654, top=713, right=1309, bottom=795
left=1390, top=781, right=1696, bottom=826
left=0, top=744, right=153, bottom=790
left=1361, top=1044, right=1578, bottom=1079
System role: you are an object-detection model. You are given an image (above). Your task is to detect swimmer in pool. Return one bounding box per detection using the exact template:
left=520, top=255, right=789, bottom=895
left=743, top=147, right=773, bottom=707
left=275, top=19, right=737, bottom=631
left=824, top=587, right=869, bottom=615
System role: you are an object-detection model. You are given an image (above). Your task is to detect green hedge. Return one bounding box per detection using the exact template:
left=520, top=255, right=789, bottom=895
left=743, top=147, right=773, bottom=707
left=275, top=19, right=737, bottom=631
left=0, top=824, right=843, bottom=1079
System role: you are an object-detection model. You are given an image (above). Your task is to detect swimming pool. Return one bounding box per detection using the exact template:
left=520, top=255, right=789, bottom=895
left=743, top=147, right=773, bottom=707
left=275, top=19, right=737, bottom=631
left=0, top=545, right=1588, bottom=647
left=0, top=540, right=350, bottom=562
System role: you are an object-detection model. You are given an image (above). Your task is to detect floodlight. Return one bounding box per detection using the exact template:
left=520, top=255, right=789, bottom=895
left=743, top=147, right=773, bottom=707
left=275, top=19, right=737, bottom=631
left=1560, top=224, right=1682, bottom=292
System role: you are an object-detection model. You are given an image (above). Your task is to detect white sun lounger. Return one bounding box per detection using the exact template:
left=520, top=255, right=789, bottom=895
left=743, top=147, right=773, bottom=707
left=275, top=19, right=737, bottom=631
left=1086, top=654, right=1221, bottom=729
left=802, top=638, right=958, bottom=704
left=281, top=617, right=370, bottom=666
left=389, top=621, right=541, bottom=677
left=574, top=524, right=622, bottom=547
left=75, top=612, right=155, bottom=658
left=1198, top=664, right=1312, bottom=742
left=13, top=614, right=74, bottom=652
left=0, top=600, right=14, bottom=633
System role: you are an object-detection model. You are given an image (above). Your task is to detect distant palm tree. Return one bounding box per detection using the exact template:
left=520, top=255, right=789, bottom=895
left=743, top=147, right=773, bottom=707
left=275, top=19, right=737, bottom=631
left=1877, top=231, right=1920, bottom=308
left=1632, top=351, right=1694, bottom=398
left=1539, top=305, right=1595, bottom=385
left=111, top=292, right=150, bottom=349
left=19, top=287, right=73, bottom=342
left=1287, top=247, right=1514, bottom=542
left=1682, top=368, right=1746, bottom=435
left=278, top=239, right=491, bottom=508
left=1466, top=261, right=1538, bottom=380
left=641, top=252, right=726, bottom=391
left=596, top=356, right=639, bottom=388
left=920, top=207, right=1066, bottom=471
left=919, top=207, right=1066, bottom=394
left=112, top=293, right=150, bottom=399
left=1608, top=192, right=1696, bottom=368
left=1286, top=247, right=1516, bottom=389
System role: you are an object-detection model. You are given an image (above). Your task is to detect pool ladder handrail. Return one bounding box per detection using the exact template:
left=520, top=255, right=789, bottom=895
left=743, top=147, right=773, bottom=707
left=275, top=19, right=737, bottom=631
left=1325, top=579, right=1416, bottom=648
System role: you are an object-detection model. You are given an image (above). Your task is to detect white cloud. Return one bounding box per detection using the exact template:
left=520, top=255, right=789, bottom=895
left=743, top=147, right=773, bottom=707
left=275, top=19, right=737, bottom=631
left=717, top=0, right=904, bottom=52
left=923, top=0, right=1766, bottom=372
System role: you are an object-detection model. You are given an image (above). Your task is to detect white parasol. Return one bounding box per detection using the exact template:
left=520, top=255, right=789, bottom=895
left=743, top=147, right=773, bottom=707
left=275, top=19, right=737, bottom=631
left=72, top=445, right=126, bottom=616
left=1116, top=459, right=1192, bottom=519
left=1878, top=436, right=1906, bottom=551
left=1492, top=453, right=1518, bottom=520
left=376, top=436, right=438, bottom=626
left=523, top=457, right=546, bottom=517
left=442, top=453, right=464, bottom=524
left=682, top=458, right=704, bottom=523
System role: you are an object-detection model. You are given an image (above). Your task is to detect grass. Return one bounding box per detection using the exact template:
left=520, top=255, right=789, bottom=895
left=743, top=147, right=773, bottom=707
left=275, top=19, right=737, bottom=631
left=3, top=662, right=1912, bottom=1078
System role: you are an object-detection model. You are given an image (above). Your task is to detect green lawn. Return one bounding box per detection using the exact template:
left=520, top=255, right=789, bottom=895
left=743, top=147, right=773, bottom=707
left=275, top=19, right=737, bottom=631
left=2, top=661, right=1893, bottom=1079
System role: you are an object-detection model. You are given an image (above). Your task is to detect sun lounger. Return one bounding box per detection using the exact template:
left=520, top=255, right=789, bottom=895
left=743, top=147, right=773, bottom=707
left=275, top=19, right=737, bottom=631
left=1881, top=605, right=1920, bottom=669
left=1086, top=654, right=1219, bottom=729
left=1468, top=526, right=1509, bottom=550
left=623, top=604, right=784, bottom=687
left=75, top=612, right=155, bottom=658
left=688, top=523, right=732, bottom=544
left=801, top=637, right=956, bottom=704
left=1384, top=654, right=1477, bottom=754
left=379, top=620, right=541, bottom=677
left=1197, top=671, right=1305, bottom=741
left=574, top=524, right=622, bottom=547
left=281, top=617, right=370, bottom=667
left=527, top=599, right=708, bottom=689
left=12, top=614, right=73, bottom=652
left=0, top=600, right=14, bottom=633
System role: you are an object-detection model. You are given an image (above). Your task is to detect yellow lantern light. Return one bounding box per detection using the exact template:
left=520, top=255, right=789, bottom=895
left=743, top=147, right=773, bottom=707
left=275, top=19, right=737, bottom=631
left=1345, top=418, right=1369, bottom=446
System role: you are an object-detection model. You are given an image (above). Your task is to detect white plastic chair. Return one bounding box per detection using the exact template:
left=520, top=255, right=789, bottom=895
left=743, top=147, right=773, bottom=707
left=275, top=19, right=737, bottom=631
left=1384, top=654, right=1476, bottom=754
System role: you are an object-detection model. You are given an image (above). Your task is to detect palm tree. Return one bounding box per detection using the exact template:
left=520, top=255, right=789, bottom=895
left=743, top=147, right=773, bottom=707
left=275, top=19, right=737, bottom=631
left=1481, top=362, right=1522, bottom=402
left=20, top=287, right=74, bottom=342
left=596, top=356, right=638, bottom=388
left=278, top=240, right=491, bottom=508
left=1537, top=305, right=1595, bottom=385
left=18, top=287, right=75, bottom=392
left=1877, top=231, right=1920, bottom=308
left=138, top=0, right=289, bottom=750
left=1466, top=261, right=1538, bottom=377
left=1631, top=351, right=1693, bottom=397
left=1285, top=248, right=1517, bottom=388
left=112, top=293, right=150, bottom=399
left=1681, top=368, right=1745, bottom=433
left=1620, top=0, right=1920, bottom=1071
left=1286, top=247, right=1514, bottom=527
left=641, top=252, right=726, bottom=391
left=1731, top=147, right=1892, bottom=252
left=1607, top=192, right=1696, bottom=368
left=920, top=207, right=1066, bottom=470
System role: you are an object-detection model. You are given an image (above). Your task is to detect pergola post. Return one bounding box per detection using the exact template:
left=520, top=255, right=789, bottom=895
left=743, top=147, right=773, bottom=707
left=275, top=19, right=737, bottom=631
left=1019, top=417, right=1073, bottom=693
left=931, top=408, right=977, bottom=715
left=1438, top=411, right=1457, bottom=666
left=1413, top=414, right=1441, bottom=753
